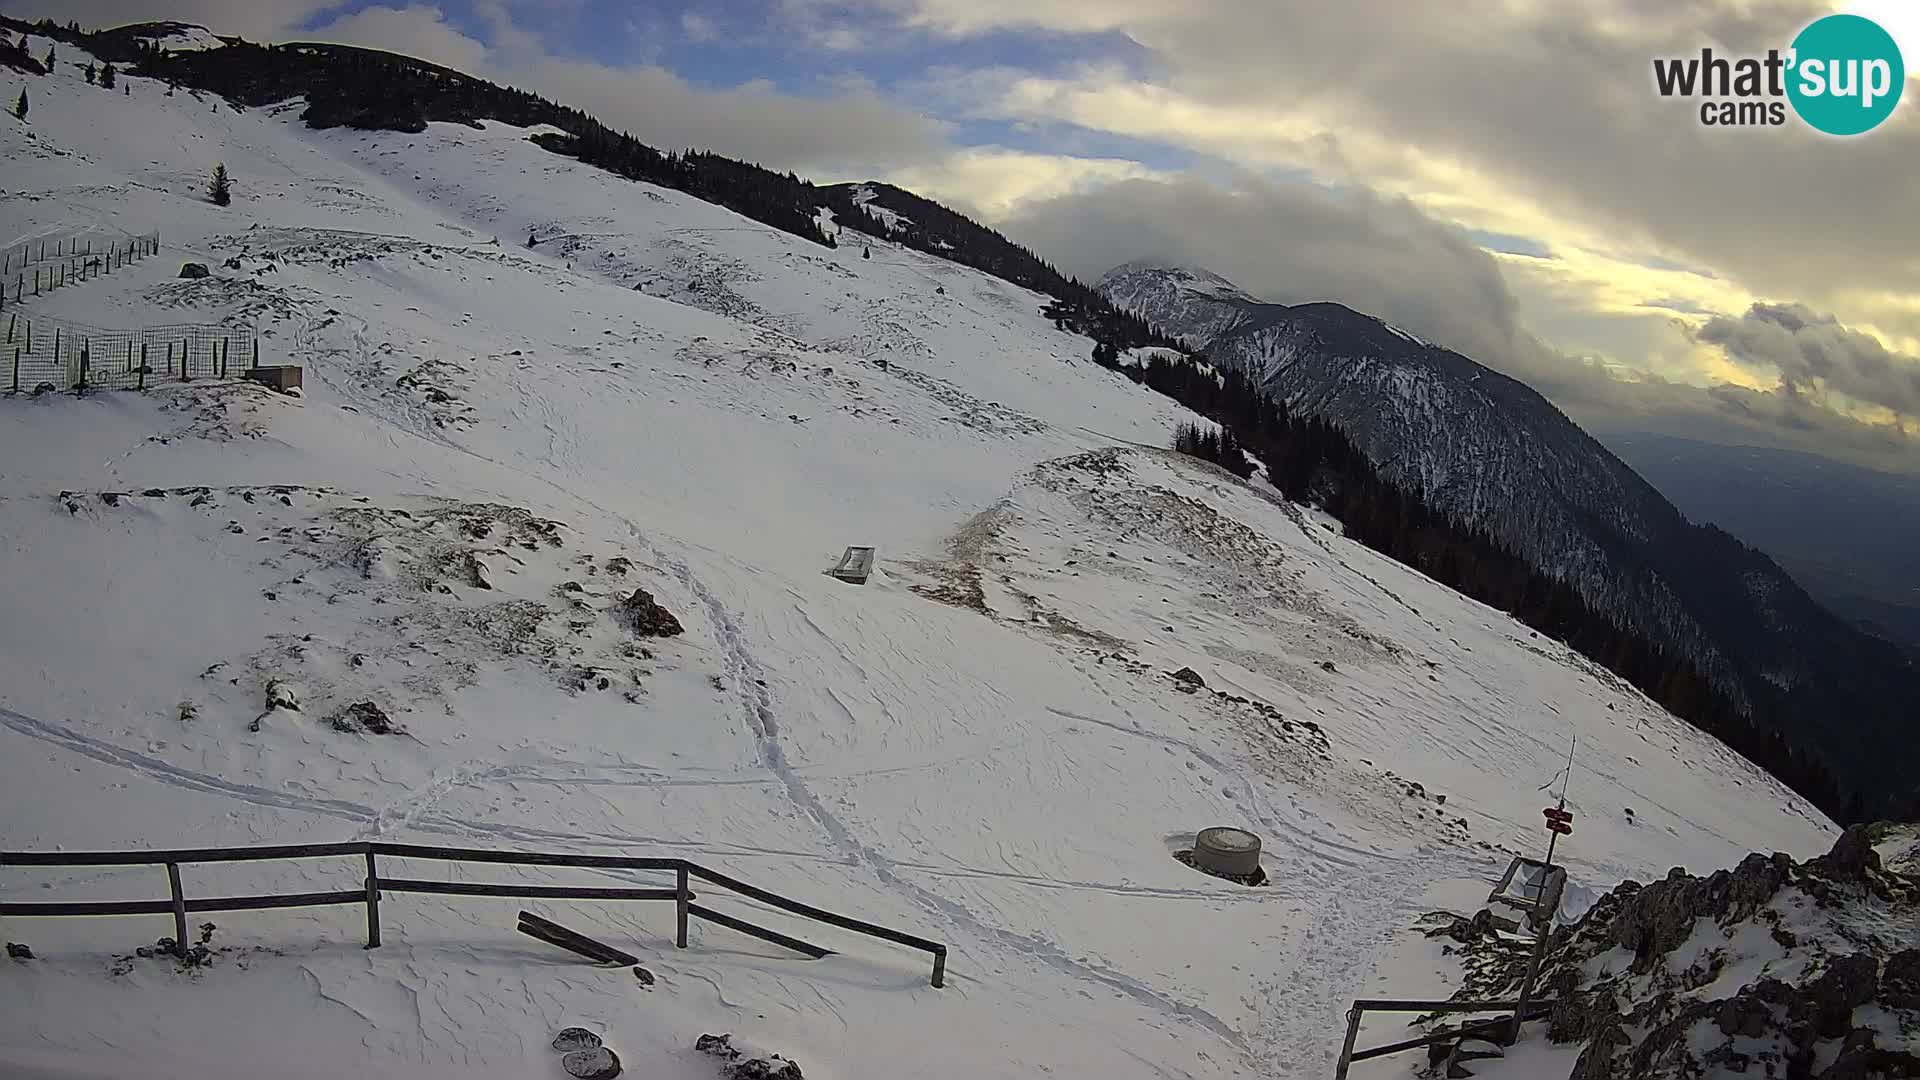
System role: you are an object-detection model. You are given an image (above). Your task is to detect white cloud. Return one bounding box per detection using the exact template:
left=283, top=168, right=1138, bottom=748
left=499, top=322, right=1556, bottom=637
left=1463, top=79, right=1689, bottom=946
left=679, top=10, right=718, bottom=42
left=881, top=147, right=1167, bottom=217
left=300, top=4, right=947, bottom=175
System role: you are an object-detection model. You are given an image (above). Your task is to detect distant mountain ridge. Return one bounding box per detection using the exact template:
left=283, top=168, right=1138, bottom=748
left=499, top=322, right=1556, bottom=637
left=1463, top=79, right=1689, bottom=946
left=1605, top=431, right=1920, bottom=653
left=1097, top=261, right=1920, bottom=816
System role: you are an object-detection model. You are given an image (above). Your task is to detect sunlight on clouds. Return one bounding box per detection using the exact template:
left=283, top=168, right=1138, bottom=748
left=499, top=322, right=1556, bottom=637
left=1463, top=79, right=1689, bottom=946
left=884, top=148, right=1167, bottom=218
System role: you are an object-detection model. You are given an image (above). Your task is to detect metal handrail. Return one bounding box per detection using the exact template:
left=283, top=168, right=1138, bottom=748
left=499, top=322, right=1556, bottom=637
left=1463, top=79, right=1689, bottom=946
left=1332, top=998, right=1555, bottom=1078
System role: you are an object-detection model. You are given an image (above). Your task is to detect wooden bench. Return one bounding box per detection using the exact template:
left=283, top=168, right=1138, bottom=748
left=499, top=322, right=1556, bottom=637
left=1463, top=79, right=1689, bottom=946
left=829, top=546, right=875, bottom=584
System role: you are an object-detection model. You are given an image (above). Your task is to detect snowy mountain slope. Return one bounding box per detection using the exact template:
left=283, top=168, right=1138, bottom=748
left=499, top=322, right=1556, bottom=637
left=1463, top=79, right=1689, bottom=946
left=1095, top=263, right=1920, bottom=817
left=0, top=35, right=1838, bottom=1080
left=1097, top=260, right=1260, bottom=347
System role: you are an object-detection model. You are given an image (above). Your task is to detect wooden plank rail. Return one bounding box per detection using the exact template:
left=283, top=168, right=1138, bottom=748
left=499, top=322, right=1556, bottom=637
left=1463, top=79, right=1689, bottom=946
left=381, top=879, right=683, bottom=902
left=0, top=841, right=947, bottom=986
left=686, top=902, right=832, bottom=960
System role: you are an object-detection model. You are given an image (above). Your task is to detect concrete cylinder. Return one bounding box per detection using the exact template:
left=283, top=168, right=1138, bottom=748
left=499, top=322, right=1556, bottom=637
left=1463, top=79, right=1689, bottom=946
left=1193, top=827, right=1262, bottom=877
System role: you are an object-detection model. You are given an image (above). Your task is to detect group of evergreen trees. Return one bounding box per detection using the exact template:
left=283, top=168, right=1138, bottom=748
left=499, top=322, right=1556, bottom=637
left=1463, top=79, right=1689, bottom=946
left=1115, top=345, right=1854, bottom=820
left=1171, top=422, right=1254, bottom=479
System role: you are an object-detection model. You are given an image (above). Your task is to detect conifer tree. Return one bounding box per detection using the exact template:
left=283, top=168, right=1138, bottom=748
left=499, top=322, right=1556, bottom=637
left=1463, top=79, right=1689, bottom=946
left=208, top=163, right=231, bottom=206
left=13, top=88, right=26, bottom=121
left=84, top=61, right=95, bottom=84
left=99, top=63, right=115, bottom=90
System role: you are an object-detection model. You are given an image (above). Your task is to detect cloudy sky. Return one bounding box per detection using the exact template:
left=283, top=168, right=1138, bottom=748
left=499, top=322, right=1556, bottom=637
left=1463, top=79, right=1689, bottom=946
left=24, top=0, right=1920, bottom=470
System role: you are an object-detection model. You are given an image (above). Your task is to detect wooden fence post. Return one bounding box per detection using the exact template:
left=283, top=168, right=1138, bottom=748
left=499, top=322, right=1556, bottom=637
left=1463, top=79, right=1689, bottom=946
left=222, top=337, right=230, bottom=377
left=51, top=326, right=59, bottom=359
left=363, top=850, right=382, bottom=948
left=1332, top=1005, right=1363, bottom=1080
left=931, top=946, right=946, bottom=988
left=165, top=863, right=190, bottom=958
left=675, top=865, right=689, bottom=948
left=11, top=347, right=18, bottom=394
left=252, top=338, right=259, bottom=369
left=138, top=343, right=147, bottom=391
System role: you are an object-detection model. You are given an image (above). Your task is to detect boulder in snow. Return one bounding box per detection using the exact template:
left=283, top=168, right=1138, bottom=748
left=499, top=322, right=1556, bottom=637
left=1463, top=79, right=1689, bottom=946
left=551, top=1028, right=602, bottom=1053
left=178, top=262, right=210, bottom=279
left=561, top=1047, right=621, bottom=1079
left=616, top=588, right=683, bottom=637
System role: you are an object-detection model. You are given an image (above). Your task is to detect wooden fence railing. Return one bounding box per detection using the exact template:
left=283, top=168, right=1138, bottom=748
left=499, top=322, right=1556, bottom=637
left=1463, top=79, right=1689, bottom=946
left=1, top=840, right=948, bottom=987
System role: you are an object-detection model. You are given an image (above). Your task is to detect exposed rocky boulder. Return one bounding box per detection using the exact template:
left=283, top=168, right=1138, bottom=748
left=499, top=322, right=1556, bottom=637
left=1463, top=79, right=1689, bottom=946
left=1431, top=824, right=1919, bottom=1079
left=178, top=262, right=210, bottom=279
left=1169, top=666, right=1205, bottom=689
left=615, top=587, right=683, bottom=638
left=696, top=1034, right=803, bottom=1080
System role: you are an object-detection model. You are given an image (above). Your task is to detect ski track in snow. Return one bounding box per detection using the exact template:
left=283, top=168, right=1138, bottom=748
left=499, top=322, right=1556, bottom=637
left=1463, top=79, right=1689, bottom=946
left=644, top=526, right=1260, bottom=1056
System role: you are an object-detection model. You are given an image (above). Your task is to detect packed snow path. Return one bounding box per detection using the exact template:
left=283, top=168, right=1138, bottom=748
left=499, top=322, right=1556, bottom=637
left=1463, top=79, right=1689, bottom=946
left=0, top=39, right=1834, bottom=1080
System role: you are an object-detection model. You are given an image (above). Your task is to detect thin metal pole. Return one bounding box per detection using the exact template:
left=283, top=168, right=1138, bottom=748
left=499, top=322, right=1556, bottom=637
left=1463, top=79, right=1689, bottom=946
left=165, top=863, right=189, bottom=957
left=1333, top=1004, right=1363, bottom=1080
left=1507, top=917, right=1553, bottom=1046
left=675, top=865, right=689, bottom=948
left=363, top=850, right=381, bottom=948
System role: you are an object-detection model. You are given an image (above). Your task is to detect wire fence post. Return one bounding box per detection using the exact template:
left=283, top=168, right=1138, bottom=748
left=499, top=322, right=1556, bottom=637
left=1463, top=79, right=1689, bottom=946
left=165, top=863, right=189, bottom=959
left=363, top=850, right=381, bottom=949
left=675, top=865, right=689, bottom=948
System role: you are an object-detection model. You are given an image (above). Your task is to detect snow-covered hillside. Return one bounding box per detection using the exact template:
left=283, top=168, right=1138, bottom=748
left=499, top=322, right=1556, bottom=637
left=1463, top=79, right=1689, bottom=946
left=1094, top=263, right=1920, bottom=819
left=0, top=35, right=1836, bottom=1080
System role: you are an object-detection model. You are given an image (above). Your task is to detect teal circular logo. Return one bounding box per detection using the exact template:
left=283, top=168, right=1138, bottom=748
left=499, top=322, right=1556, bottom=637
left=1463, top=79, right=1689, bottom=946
left=1787, top=14, right=1905, bottom=136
